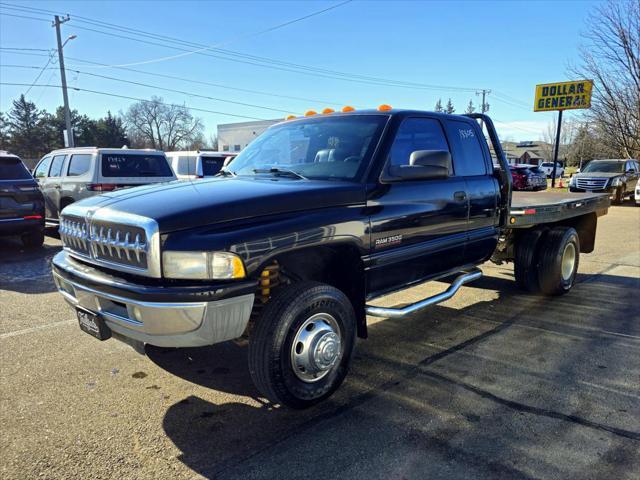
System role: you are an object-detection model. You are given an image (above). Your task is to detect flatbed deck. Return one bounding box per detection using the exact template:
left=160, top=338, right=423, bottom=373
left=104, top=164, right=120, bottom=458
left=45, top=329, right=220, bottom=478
left=508, top=191, right=610, bottom=228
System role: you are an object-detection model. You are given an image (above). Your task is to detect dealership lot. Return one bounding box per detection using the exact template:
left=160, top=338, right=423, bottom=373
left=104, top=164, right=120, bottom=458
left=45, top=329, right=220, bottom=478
left=1, top=206, right=638, bottom=480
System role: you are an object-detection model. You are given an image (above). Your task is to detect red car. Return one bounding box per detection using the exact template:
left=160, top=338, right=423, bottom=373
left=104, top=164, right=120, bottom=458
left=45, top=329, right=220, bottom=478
left=510, top=164, right=547, bottom=191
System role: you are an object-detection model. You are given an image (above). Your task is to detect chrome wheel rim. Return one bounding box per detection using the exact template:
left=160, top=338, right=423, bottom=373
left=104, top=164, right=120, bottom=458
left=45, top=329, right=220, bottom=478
left=561, top=243, right=576, bottom=281
left=290, top=313, right=342, bottom=383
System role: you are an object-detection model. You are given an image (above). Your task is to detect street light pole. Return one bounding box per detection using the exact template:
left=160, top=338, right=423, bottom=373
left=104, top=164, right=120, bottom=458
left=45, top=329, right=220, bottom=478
left=53, top=15, right=74, bottom=148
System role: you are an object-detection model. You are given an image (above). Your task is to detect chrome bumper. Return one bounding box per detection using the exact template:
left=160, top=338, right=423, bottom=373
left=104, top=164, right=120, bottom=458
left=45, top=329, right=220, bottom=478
left=53, top=271, right=254, bottom=348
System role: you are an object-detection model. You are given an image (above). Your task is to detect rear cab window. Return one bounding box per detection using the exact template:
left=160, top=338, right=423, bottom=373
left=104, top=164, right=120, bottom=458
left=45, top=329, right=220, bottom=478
left=444, top=120, right=488, bottom=176
left=0, top=156, right=31, bottom=180
left=67, top=154, right=93, bottom=176
left=101, top=153, right=173, bottom=177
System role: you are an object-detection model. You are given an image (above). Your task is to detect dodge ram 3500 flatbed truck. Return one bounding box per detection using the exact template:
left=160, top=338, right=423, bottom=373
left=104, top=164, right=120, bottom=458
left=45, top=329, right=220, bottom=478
left=52, top=110, right=609, bottom=408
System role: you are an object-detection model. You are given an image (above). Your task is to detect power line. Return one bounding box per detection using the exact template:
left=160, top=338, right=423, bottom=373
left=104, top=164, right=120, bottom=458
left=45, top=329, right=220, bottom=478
left=0, top=82, right=270, bottom=121
left=0, top=3, right=484, bottom=93
left=22, top=51, right=55, bottom=96
left=0, top=11, right=49, bottom=22
left=2, top=64, right=297, bottom=114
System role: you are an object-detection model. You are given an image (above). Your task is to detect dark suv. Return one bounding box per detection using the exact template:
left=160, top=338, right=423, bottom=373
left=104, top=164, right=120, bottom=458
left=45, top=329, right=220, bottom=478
left=569, top=159, right=639, bottom=204
left=0, top=151, right=45, bottom=248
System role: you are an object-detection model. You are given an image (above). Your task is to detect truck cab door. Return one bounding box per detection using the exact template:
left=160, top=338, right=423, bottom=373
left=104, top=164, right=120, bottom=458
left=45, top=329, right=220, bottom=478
left=443, top=119, right=500, bottom=265
left=42, top=154, right=67, bottom=220
left=366, top=117, right=469, bottom=297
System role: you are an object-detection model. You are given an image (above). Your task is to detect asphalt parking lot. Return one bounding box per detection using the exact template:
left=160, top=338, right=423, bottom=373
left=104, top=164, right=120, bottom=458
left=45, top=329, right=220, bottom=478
left=1, top=205, right=639, bottom=480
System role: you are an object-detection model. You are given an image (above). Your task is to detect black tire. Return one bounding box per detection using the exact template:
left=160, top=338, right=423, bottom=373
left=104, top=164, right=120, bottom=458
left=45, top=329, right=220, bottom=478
left=514, top=227, right=547, bottom=293
left=613, top=186, right=625, bottom=204
left=22, top=229, right=44, bottom=249
left=537, top=227, right=580, bottom=296
left=248, top=281, right=356, bottom=409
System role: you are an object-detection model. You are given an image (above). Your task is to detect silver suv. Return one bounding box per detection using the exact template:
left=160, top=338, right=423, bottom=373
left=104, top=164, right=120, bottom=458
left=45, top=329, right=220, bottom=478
left=33, top=147, right=176, bottom=223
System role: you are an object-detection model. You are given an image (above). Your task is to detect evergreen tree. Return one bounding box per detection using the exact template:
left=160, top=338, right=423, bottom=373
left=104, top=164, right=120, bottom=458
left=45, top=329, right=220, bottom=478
left=445, top=98, right=455, bottom=114
left=434, top=98, right=443, bottom=112
left=465, top=100, right=476, bottom=114
left=6, top=95, right=47, bottom=158
left=0, top=113, right=10, bottom=151
left=95, top=111, right=128, bottom=147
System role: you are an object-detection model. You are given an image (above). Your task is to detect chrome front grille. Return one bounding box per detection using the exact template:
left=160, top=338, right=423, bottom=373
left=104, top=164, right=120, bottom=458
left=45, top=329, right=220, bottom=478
left=59, top=205, right=161, bottom=277
left=576, top=177, right=608, bottom=190
left=89, top=221, right=148, bottom=269
left=59, top=216, right=91, bottom=256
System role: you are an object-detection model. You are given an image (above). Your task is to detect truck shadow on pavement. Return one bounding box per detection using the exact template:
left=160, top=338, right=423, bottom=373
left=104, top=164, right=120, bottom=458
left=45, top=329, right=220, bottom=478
left=155, top=270, right=640, bottom=479
left=0, top=236, right=61, bottom=294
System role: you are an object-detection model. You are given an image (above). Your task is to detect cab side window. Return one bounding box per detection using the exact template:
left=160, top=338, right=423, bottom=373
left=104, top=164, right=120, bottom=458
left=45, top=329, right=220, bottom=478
left=48, top=155, right=66, bottom=177
left=389, top=118, right=449, bottom=167
left=444, top=120, right=487, bottom=176
left=34, top=156, right=52, bottom=178
left=67, top=154, right=92, bottom=176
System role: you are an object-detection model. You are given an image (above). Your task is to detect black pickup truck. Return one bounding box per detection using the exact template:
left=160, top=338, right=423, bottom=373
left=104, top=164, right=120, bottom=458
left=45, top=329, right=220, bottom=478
left=52, top=109, right=609, bottom=408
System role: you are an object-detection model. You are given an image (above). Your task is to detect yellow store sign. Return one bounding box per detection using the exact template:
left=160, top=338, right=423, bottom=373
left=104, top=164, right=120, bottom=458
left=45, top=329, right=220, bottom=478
left=534, top=80, right=593, bottom=112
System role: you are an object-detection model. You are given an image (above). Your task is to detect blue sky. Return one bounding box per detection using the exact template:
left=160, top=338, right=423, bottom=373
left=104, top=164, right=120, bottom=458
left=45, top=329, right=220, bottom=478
left=0, top=0, right=601, bottom=141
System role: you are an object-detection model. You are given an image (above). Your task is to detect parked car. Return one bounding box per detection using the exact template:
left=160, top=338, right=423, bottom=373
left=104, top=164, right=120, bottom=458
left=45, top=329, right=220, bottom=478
left=569, top=159, right=639, bottom=204
left=166, top=150, right=237, bottom=180
left=510, top=164, right=547, bottom=191
left=635, top=182, right=640, bottom=206
left=32, top=147, right=176, bottom=223
left=0, top=151, right=45, bottom=248
left=52, top=109, right=610, bottom=409
left=538, top=161, right=565, bottom=178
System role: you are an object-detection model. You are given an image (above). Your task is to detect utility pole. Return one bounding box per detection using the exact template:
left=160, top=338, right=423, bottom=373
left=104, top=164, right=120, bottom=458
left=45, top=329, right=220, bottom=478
left=476, top=89, right=491, bottom=130
left=53, top=15, right=74, bottom=148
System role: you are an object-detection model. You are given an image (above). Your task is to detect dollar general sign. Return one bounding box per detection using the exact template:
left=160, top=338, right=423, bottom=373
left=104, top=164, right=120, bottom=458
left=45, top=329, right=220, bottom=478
left=534, top=80, right=593, bottom=112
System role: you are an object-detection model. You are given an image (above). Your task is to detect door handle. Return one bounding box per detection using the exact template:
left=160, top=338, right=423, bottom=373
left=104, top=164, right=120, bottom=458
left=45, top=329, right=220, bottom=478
left=454, top=191, right=467, bottom=201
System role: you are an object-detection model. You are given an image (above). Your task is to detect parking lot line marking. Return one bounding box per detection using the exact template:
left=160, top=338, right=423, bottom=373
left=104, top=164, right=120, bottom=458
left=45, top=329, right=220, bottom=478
left=0, top=320, right=74, bottom=339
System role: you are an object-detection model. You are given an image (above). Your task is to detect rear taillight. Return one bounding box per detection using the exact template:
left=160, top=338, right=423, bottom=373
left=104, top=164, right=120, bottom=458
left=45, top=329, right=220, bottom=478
left=87, top=183, right=117, bottom=192
left=23, top=215, right=43, bottom=220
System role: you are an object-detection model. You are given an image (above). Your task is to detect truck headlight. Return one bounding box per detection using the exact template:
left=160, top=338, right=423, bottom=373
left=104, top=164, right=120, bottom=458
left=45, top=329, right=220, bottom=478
left=610, top=177, right=622, bottom=187
left=162, top=251, right=246, bottom=279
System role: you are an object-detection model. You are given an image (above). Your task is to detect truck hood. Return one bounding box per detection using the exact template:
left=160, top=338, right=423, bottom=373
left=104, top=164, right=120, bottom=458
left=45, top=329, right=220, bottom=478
left=71, top=177, right=365, bottom=233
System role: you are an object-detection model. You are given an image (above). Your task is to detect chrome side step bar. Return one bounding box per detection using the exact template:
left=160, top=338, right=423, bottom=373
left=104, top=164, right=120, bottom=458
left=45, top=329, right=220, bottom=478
left=365, top=268, right=483, bottom=319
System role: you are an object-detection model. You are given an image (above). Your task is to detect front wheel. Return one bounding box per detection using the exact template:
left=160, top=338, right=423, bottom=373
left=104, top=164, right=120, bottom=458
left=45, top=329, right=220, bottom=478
left=248, top=281, right=356, bottom=409
left=613, top=186, right=625, bottom=204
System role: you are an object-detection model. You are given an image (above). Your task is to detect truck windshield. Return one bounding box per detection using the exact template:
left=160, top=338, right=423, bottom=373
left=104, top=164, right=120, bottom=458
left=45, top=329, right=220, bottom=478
left=582, top=161, right=624, bottom=173
left=226, top=115, right=388, bottom=180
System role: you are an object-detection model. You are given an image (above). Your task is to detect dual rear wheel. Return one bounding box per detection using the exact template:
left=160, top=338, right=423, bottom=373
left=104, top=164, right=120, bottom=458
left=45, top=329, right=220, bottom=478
left=514, top=226, right=580, bottom=295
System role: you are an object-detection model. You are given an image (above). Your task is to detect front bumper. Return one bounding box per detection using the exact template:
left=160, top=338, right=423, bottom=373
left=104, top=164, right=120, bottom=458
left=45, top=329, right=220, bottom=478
left=52, top=251, right=256, bottom=348
left=569, top=186, right=615, bottom=194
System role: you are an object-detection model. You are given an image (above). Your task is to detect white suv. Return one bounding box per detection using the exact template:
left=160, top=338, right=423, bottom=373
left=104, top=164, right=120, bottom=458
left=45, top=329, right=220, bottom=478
left=538, top=161, right=565, bottom=178
left=166, top=150, right=236, bottom=180
left=33, top=147, right=176, bottom=223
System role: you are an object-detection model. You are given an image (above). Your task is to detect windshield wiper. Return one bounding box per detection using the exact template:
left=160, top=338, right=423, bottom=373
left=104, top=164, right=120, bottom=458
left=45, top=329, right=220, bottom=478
left=216, top=168, right=236, bottom=177
left=253, top=168, right=307, bottom=180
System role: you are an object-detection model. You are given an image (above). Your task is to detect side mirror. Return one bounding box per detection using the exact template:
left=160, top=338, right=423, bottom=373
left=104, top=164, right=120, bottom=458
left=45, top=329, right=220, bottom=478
left=388, top=150, right=450, bottom=181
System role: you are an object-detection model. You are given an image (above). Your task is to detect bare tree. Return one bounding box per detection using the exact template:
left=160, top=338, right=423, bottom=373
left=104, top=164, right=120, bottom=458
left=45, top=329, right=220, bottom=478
left=124, top=96, right=203, bottom=150
left=572, top=0, right=640, bottom=158
left=465, top=100, right=476, bottom=114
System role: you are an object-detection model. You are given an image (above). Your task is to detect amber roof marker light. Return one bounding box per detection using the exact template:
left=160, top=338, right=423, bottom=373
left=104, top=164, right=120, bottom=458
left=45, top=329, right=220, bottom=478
left=377, top=104, right=393, bottom=111
left=341, top=106, right=355, bottom=112
left=322, top=108, right=335, bottom=114
left=304, top=110, right=317, bottom=116
left=285, top=115, right=296, bottom=121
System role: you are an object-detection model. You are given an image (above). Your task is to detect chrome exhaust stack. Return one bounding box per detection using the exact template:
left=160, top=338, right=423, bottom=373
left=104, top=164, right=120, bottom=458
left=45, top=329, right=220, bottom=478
left=365, top=268, right=482, bottom=319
